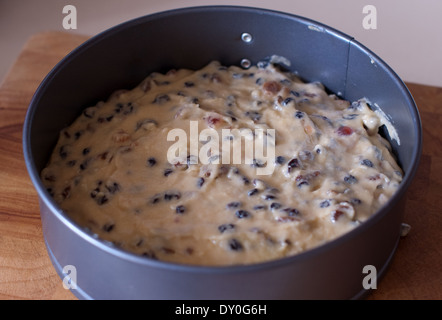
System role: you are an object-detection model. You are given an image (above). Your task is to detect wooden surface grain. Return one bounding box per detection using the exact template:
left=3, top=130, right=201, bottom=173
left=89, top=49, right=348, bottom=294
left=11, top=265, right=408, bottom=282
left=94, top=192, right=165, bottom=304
left=0, top=31, right=440, bottom=300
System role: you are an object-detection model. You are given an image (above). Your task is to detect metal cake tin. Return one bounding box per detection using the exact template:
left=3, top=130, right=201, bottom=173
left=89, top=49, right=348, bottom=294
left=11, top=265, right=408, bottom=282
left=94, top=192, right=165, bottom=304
left=23, top=6, right=422, bottom=299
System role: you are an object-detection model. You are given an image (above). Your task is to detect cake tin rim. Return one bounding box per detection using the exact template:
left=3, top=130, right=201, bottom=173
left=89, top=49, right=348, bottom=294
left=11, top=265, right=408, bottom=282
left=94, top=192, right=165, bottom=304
left=23, top=5, right=422, bottom=274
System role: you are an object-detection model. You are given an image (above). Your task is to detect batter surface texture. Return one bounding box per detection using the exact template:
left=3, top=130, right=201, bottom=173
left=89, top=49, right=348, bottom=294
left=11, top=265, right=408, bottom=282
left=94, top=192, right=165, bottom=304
left=41, top=61, right=403, bottom=266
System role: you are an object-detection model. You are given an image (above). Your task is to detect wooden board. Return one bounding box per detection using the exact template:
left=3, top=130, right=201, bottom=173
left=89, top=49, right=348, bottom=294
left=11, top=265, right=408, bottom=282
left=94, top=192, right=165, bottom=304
left=0, top=31, right=440, bottom=300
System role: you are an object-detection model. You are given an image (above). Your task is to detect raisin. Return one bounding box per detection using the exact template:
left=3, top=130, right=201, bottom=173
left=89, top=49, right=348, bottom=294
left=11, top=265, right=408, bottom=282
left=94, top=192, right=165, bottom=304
left=175, top=205, right=186, bottom=214
left=295, top=111, right=304, bottom=119
left=295, top=174, right=312, bottom=187
left=96, top=195, right=108, bottom=205
left=348, top=101, right=361, bottom=110
left=196, top=177, right=205, bottom=188
left=59, top=146, right=68, bottom=159
left=263, top=81, right=282, bottom=94
left=46, top=188, right=54, bottom=197
left=102, top=223, right=115, bottom=232
left=287, top=158, right=300, bottom=172
left=263, top=194, right=277, bottom=201
left=343, top=114, right=359, bottom=120
left=282, top=97, right=294, bottom=106
left=361, top=159, right=374, bottom=167
left=270, top=202, right=282, bottom=210
left=105, top=182, right=120, bottom=194
left=185, top=155, right=196, bottom=165
left=184, top=81, right=195, bottom=87
left=226, top=201, right=241, bottom=209
left=228, top=238, right=243, bottom=251
left=142, top=251, right=157, bottom=260
left=164, top=191, right=181, bottom=201
left=79, top=159, right=90, bottom=171
left=289, top=90, right=300, bottom=98
left=320, top=200, right=331, bottom=208
left=247, top=188, right=259, bottom=196
left=225, top=135, right=234, bottom=141
left=122, top=102, right=134, bottom=115
left=275, top=156, right=286, bottom=165
left=235, top=210, right=251, bottom=219
left=82, top=147, right=90, bottom=155
left=153, top=94, right=170, bottom=104
left=297, top=180, right=309, bottom=188
left=282, top=208, right=300, bottom=216
left=114, top=103, right=123, bottom=113
left=74, top=131, right=83, bottom=140
left=164, top=168, right=174, bottom=177
left=252, top=159, right=265, bottom=168
left=90, top=187, right=99, bottom=199
left=150, top=194, right=162, bottom=204
left=253, top=205, right=267, bottom=210
left=61, top=186, right=71, bottom=199
left=245, top=111, right=262, bottom=121
left=344, top=175, right=358, bottom=184
left=147, top=157, right=157, bottom=167
left=218, top=223, right=235, bottom=233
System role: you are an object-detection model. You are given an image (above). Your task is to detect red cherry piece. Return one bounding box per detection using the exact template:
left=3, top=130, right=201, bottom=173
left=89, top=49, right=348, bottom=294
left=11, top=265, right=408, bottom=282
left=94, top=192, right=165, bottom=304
left=337, top=126, right=354, bottom=136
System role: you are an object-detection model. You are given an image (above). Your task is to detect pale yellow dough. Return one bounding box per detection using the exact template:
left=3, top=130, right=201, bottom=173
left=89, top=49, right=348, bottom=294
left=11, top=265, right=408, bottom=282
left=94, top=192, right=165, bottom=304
left=41, top=61, right=402, bottom=266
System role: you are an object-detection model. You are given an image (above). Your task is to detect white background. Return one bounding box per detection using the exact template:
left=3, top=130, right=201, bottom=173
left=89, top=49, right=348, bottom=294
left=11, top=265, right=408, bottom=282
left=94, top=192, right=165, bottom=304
left=1, top=0, right=441, bottom=87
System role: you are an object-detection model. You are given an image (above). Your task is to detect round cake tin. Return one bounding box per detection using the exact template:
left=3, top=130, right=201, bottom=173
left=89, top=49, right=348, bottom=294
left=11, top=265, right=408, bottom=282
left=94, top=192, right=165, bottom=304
left=23, top=6, right=422, bottom=299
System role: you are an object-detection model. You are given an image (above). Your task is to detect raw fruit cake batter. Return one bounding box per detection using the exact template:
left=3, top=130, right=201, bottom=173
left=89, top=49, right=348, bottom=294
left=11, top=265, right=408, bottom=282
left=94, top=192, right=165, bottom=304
left=41, top=61, right=403, bottom=266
